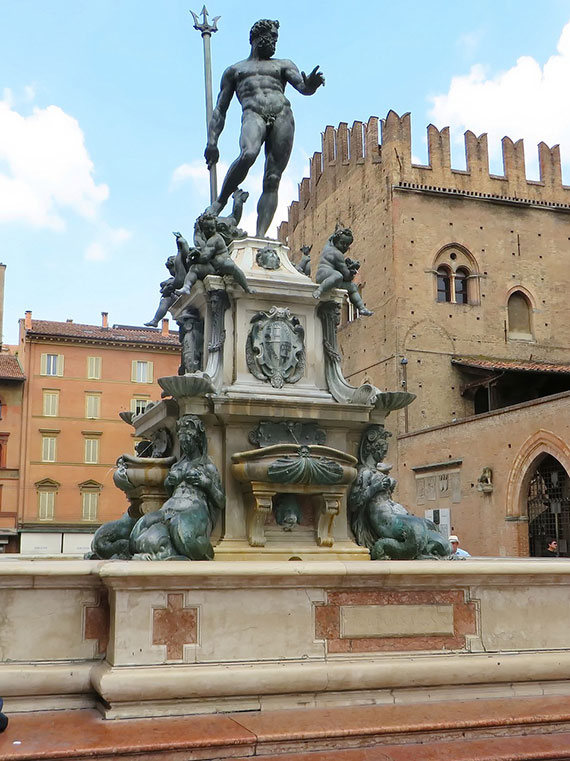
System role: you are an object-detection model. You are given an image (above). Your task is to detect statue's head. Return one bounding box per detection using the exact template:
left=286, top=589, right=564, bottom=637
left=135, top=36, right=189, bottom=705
left=177, top=414, right=207, bottom=457
left=165, top=255, right=176, bottom=274
left=359, top=425, right=392, bottom=468
left=197, top=211, right=218, bottom=239
left=330, top=224, right=353, bottom=253
left=250, top=19, right=279, bottom=58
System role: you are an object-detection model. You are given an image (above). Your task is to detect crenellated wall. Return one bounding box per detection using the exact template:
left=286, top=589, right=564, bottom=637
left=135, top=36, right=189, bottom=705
left=279, top=111, right=570, bottom=244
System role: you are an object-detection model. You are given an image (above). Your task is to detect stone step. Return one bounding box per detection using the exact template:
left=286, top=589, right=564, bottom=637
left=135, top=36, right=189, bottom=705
left=1, top=695, right=570, bottom=760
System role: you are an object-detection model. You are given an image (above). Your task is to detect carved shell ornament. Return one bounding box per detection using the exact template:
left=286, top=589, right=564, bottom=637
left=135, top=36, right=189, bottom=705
left=246, top=307, right=306, bottom=388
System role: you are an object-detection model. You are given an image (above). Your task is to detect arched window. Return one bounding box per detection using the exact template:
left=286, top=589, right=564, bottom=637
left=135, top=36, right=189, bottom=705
left=454, top=268, right=469, bottom=304
left=437, top=266, right=451, bottom=302
left=433, top=245, right=479, bottom=305
left=508, top=291, right=532, bottom=339
left=527, top=454, right=569, bottom=557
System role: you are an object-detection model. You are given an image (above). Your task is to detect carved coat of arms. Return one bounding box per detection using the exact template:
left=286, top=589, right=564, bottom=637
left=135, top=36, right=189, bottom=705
left=246, top=307, right=305, bottom=388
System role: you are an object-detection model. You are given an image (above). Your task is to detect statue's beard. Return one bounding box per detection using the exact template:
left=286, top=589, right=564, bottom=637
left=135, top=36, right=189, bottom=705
left=257, top=38, right=275, bottom=57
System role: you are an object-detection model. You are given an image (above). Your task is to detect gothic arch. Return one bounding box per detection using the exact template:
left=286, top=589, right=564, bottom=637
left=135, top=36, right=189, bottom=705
left=431, top=242, right=480, bottom=273
left=505, top=284, right=536, bottom=309
left=506, top=430, right=570, bottom=518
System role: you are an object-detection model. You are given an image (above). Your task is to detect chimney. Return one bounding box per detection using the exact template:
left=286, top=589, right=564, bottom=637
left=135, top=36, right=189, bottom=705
left=161, top=318, right=169, bottom=337
left=101, top=311, right=108, bottom=329
left=66, top=318, right=73, bottom=323
left=24, top=310, right=32, bottom=330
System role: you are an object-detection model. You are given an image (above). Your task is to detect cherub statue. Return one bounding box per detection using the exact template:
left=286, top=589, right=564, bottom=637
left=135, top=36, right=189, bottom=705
left=295, top=244, right=311, bottom=276
left=313, top=225, right=373, bottom=316
left=200, top=189, right=249, bottom=246
left=130, top=414, right=225, bottom=560
left=349, top=425, right=450, bottom=560
left=175, top=212, right=252, bottom=297
left=144, top=255, right=177, bottom=327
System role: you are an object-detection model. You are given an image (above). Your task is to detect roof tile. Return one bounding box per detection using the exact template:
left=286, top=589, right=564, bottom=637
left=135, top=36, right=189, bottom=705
left=452, top=356, right=570, bottom=374
left=26, top=320, right=179, bottom=347
left=0, top=354, right=25, bottom=380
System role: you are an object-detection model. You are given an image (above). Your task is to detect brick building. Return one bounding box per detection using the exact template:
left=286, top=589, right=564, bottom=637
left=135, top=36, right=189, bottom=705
left=14, top=312, right=179, bottom=554
left=279, top=111, right=570, bottom=557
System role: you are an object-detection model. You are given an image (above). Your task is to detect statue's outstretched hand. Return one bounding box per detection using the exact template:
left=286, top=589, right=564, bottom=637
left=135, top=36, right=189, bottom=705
left=205, top=144, right=219, bottom=168
left=302, top=66, right=325, bottom=92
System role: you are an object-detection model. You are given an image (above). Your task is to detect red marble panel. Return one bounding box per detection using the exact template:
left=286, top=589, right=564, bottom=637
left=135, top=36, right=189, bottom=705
left=84, top=590, right=110, bottom=656
left=315, top=604, right=340, bottom=639
left=152, top=593, right=198, bottom=661
left=316, top=588, right=477, bottom=654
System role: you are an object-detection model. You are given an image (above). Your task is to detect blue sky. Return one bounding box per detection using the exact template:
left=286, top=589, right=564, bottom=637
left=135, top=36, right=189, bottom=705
left=1, top=0, right=570, bottom=343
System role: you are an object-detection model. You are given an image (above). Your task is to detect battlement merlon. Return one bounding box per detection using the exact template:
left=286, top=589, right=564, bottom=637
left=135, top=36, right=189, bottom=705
left=280, top=111, right=570, bottom=241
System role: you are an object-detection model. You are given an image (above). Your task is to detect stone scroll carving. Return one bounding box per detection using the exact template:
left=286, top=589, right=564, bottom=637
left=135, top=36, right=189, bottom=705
left=318, top=301, right=415, bottom=415
left=246, top=307, right=305, bottom=388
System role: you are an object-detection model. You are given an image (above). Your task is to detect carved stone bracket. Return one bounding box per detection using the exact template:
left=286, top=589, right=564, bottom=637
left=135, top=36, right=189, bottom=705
left=204, top=288, right=230, bottom=390
left=317, top=301, right=416, bottom=415
left=316, top=491, right=342, bottom=547
left=246, top=484, right=275, bottom=547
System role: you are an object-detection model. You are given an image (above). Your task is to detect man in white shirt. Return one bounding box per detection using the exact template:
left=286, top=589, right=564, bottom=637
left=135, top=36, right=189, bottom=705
left=449, top=535, right=471, bottom=558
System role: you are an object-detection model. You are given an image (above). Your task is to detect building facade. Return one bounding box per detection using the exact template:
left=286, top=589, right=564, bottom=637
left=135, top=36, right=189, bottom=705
left=14, top=312, right=179, bottom=554
left=279, top=111, right=570, bottom=557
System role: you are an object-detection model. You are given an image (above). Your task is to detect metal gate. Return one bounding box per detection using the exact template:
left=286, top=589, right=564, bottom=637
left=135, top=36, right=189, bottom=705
left=527, top=454, right=570, bottom=557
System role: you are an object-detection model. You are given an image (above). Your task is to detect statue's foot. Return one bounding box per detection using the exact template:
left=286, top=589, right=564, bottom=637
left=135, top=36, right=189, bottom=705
left=359, top=306, right=374, bottom=316
left=144, top=320, right=159, bottom=327
left=312, top=288, right=322, bottom=300
left=174, top=286, right=191, bottom=297
left=205, top=201, right=223, bottom=216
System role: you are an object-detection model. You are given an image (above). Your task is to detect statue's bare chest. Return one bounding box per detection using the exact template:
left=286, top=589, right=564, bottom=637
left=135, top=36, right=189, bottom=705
left=235, top=59, right=284, bottom=87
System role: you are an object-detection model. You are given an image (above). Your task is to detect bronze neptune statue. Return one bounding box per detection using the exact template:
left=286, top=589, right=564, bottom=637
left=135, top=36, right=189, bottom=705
left=205, top=19, right=324, bottom=237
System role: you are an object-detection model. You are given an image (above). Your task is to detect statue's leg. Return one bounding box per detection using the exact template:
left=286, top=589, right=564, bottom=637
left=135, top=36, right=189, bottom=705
left=313, top=271, right=344, bottom=299
left=145, top=295, right=175, bottom=327
left=256, top=108, right=294, bottom=237
left=175, top=270, right=199, bottom=297
left=346, top=282, right=373, bottom=316
left=213, top=111, right=265, bottom=214
left=216, top=257, right=252, bottom=293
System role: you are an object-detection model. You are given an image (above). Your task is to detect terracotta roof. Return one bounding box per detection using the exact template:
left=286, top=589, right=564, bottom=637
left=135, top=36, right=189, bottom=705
left=0, top=354, right=25, bottom=380
left=452, top=356, right=570, bottom=374
left=25, top=320, right=179, bottom=348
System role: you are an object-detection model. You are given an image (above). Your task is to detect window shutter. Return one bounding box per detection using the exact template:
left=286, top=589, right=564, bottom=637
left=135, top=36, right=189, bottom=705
left=40, top=354, right=47, bottom=375
left=131, top=360, right=137, bottom=382
left=57, top=354, right=64, bottom=377
left=130, top=399, right=137, bottom=413
left=147, top=362, right=153, bottom=383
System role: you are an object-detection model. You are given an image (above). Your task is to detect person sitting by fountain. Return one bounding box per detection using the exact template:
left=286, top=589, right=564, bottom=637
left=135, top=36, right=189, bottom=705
left=175, top=212, right=252, bottom=297
left=312, top=225, right=373, bottom=316
left=130, top=414, right=225, bottom=560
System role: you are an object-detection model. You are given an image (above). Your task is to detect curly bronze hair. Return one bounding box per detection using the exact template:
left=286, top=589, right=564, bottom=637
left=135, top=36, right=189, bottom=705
left=196, top=211, right=218, bottom=230
left=250, top=19, right=279, bottom=44
left=177, top=414, right=207, bottom=457
left=359, top=425, right=392, bottom=467
left=330, top=223, right=353, bottom=247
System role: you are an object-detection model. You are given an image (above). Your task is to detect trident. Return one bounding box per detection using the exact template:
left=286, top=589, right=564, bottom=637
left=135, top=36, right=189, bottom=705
left=190, top=6, right=220, bottom=204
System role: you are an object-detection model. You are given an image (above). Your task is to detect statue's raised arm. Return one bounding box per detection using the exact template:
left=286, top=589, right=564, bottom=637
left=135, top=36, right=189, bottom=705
left=283, top=61, right=325, bottom=96
left=203, top=19, right=325, bottom=238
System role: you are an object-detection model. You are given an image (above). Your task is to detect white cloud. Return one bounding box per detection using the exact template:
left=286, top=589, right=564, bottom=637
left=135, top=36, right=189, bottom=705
left=0, top=96, right=108, bottom=229
left=84, top=224, right=131, bottom=262
left=430, top=21, right=570, bottom=177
